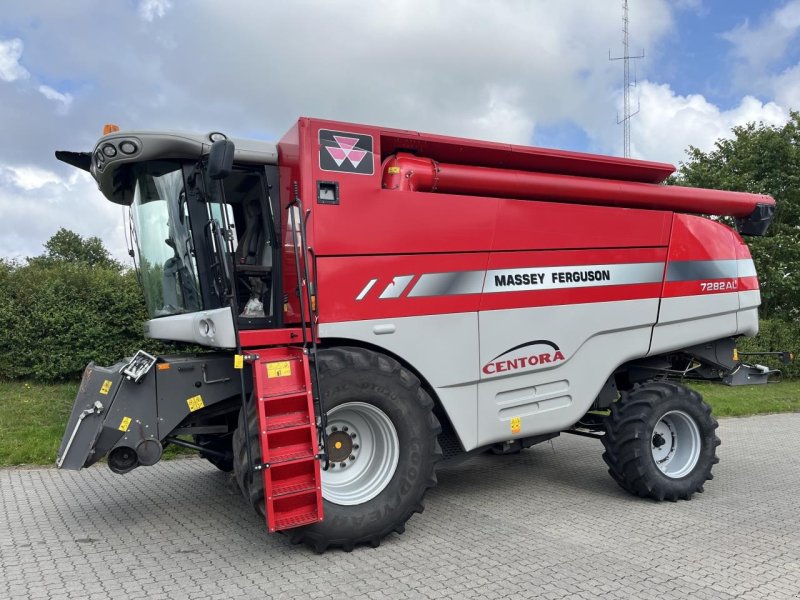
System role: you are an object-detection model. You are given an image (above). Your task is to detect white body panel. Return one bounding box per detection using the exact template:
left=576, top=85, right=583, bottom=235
left=144, top=307, right=236, bottom=349
left=649, top=293, right=739, bottom=355
left=477, top=299, right=658, bottom=444
left=737, top=289, right=761, bottom=337
left=318, top=313, right=481, bottom=449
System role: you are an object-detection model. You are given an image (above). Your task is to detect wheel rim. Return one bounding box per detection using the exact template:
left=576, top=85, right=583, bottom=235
left=651, top=410, right=701, bottom=478
left=321, top=402, right=399, bottom=506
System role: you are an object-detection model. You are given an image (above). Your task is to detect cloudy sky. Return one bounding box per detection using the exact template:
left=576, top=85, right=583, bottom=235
left=1, top=0, right=799, bottom=263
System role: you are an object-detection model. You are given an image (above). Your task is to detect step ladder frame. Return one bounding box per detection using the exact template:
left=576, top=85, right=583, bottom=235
left=251, top=346, right=324, bottom=533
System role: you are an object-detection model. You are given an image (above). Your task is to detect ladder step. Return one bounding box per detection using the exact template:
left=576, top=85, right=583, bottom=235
left=268, top=444, right=314, bottom=463
left=272, top=479, right=318, bottom=497
left=273, top=510, right=320, bottom=531
left=265, top=411, right=310, bottom=431
left=269, top=458, right=318, bottom=497
left=258, top=388, right=308, bottom=400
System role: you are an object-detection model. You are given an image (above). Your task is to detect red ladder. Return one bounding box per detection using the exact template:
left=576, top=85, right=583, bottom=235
left=251, top=346, right=323, bottom=533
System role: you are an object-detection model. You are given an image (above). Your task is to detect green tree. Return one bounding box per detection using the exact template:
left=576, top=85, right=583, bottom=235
left=28, top=227, right=123, bottom=271
left=674, top=111, right=800, bottom=318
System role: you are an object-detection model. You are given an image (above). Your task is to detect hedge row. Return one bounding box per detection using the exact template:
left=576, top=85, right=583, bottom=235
left=736, top=318, right=800, bottom=379
left=0, top=260, right=155, bottom=381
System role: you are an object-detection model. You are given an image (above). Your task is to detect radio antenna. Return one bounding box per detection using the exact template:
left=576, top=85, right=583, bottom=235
left=609, top=0, right=644, bottom=157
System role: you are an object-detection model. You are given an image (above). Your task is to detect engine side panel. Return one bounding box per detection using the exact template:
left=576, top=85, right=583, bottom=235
left=649, top=214, right=760, bottom=355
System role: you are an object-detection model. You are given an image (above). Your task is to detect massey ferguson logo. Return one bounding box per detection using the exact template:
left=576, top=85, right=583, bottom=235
left=482, top=340, right=566, bottom=375
left=319, top=129, right=374, bottom=175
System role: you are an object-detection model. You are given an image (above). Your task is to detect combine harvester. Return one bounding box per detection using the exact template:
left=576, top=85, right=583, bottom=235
left=55, top=118, right=774, bottom=551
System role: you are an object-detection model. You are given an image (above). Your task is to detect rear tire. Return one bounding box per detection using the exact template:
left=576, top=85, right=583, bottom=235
left=601, top=381, right=720, bottom=501
left=233, top=347, right=441, bottom=551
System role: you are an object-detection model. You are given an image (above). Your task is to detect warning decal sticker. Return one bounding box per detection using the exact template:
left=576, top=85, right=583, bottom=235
left=319, top=129, right=374, bottom=175
left=187, top=395, right=205, bottom=412
left=267, top=361, right=292, bottom=379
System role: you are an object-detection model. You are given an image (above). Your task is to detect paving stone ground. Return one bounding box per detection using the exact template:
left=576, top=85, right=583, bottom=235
left=1, top=413, right=798, bottom=599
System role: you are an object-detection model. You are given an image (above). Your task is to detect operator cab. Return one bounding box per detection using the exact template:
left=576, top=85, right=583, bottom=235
left=58, top=130, right=282, bottom=348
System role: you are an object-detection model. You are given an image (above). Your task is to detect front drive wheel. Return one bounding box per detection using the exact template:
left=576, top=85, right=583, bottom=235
left=233, top=347, right=441, bottom=551
left=601, top=381, right=720, bottom=501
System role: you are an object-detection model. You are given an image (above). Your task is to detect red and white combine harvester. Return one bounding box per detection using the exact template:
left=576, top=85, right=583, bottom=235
left=55, top=118, right=774, bottom=551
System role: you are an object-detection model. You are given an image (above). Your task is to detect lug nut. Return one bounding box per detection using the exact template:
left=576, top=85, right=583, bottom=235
left=331, top=426, right=338, bottom=432
left=350, top=433, right=357, bottom=439
left=349, top=455, right=355, bottom=461
left=353, top=444, right=359, bottom=450
left=340, top=462, right=346, bottom=468
left=342, top=426, right=349, bottom=432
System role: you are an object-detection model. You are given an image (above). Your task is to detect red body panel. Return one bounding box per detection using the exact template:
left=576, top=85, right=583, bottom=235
left=274, top=118, right=763, bottom=325
left=662, top=215, right=755, bottom=298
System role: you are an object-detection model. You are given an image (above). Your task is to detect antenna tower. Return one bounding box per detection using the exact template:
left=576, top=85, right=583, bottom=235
left=609, top=0, right=644, bottom=157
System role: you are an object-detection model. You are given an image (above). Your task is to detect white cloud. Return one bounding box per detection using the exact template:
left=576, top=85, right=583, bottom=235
left=0, top=163, right=129, bottom=262
left=0, top=165, right=63, bottom=191
left=0, top=38, right=29, bottom=82
left=139, top=0, right=173, bottom=22
left=38, top=84, right=73, bottom=111
left=723, top=1, right=800, bottom=70
left=773, top=63, right=800, bottom=109
left=722, top=1, right=800, bottom=100
left=625, top=82, right=788, bottom=165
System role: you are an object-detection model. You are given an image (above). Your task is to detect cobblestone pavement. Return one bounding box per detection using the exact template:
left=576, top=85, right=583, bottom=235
left=1, top=413, right=799, bottom=600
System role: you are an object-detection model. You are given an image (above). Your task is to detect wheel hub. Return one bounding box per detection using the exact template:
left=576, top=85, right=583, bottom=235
left=326, top=429, right=354, bottom=463
left=320, top=402, right=400, bottom=506
left=651, top=410, right=702, bottom=479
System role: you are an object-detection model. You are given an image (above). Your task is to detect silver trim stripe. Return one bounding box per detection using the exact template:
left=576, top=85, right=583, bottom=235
left=378, top=275, right=414, bottom=299
left=408, top=271, right=486, bottom=297
left=355, top=258, right=758, bottom=300
left=667, top=260, right=735, bottom=281
left=484, top=262, right=665, bottom=294
left=667, top=258, right=756, bottom=281
left=356, top=278, right=378, bottom=301
left=738, top=258, right=757, bottom=278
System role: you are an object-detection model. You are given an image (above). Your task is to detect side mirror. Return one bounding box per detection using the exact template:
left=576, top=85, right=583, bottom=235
left=208, top=139, right=235, bottom=180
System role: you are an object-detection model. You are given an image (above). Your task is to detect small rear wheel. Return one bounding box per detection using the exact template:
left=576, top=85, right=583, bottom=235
left=602, top=381, right=720, bottom=501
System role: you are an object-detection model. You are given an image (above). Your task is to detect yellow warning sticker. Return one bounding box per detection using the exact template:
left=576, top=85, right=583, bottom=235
left=510, top=416, right=521, bottom=435
left=187, top=395, right=205, bottom=412
left=99, top=380, right=113, bottom=395
left=267, top=361, right=292, bottom=378
left=387, top=166, right=401, bottom=174
left=118, top=416, right=131, bottom=432
left=234, top=355, right=244, bottom=369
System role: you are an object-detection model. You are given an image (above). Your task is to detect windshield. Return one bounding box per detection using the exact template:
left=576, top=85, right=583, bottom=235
left=130, top=161, right=202, bottom=318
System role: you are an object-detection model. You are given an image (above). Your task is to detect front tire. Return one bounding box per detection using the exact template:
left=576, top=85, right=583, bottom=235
left=601, top=381, right=720, bottom=501
left=233, top=347, right=441, bottom=551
